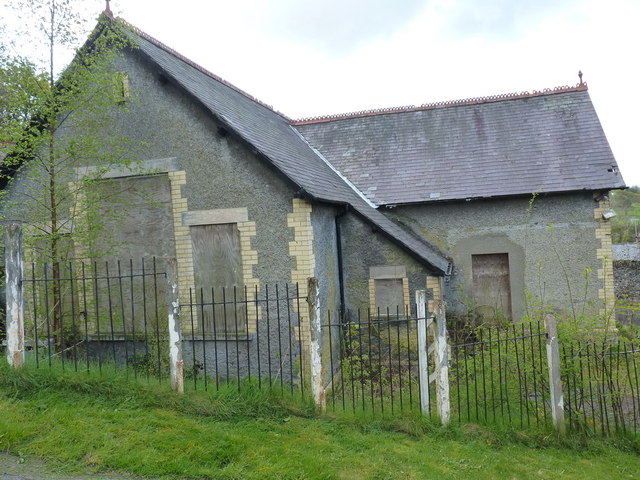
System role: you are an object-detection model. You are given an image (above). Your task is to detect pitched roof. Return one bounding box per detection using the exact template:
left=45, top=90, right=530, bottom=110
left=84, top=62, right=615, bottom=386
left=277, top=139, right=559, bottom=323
left=293, top=87, right=625, bottom=205
left=112, top=16, right=451, bottom=274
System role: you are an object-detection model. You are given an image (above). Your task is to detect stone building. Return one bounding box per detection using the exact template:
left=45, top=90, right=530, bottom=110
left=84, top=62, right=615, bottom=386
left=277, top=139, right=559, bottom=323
left=3, top=12, right=626, bottom=333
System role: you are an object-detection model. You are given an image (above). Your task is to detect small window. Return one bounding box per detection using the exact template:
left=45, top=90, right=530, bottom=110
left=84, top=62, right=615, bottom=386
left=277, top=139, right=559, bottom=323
left=115, top=72, right=130, bottom=104
left=374, top=278, right=404, bottom=312
left=471, top=253, right=512, bottom=321
left=369, top=265, right=408, bottom=315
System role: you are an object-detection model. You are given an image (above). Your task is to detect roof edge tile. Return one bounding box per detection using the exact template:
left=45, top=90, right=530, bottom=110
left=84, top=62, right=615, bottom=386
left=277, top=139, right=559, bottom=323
left=291, top=83, right=588, bottom=125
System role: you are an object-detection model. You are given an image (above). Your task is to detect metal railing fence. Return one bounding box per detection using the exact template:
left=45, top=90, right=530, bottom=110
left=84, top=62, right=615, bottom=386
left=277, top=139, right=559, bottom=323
left=449, top=322, right=550, bottom=428
left=181, top=283, right=306, bottom=396
left=562, top=341, right=639, bottom=435
left=20, top=258, right=169, bottom=380
left=3, top=250, right=638, bottom=437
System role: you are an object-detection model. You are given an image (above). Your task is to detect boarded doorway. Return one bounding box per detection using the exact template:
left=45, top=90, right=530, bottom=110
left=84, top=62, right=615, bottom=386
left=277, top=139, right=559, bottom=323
left=472, top=253, right=512, bottom=321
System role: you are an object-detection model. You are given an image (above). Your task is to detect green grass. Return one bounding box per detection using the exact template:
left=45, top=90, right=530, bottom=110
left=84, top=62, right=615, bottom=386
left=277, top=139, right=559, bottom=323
left=0, top=362, right=639, bottom=479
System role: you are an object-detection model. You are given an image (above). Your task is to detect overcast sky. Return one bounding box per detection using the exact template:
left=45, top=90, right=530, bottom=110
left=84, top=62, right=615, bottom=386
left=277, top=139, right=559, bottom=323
left=4, top=0, right=639, bottom=186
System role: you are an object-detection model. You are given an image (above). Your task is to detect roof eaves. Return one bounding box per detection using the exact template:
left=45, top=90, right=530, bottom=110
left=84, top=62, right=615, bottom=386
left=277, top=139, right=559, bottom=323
left=378, top=184, right=627, bottom=207
left=350, top=206, right=451, bottom=274
left=128, top=47, right=309, bottom=200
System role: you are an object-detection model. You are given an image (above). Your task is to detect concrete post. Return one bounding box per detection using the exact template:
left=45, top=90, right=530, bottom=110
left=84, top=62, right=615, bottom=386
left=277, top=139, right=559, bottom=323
left=4, top=223, right=25, bottom=368
left=434, top=297, right=450, bottom=425
left=545, top=314, right=565, bottom=433
left=307, top=277, right=325, bottom=412
left=416, top=290, right=430, bottom=416
left=167, top=258, right=183, bottom=394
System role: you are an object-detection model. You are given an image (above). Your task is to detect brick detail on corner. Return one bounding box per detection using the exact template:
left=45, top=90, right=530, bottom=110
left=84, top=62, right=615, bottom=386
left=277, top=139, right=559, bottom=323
left=593, top=195, right=615, bottom=322
left=426, top=275, right=443, bottom=315
left=237, top=220, right=259, bottom=333
left=287, top=198, right=315, bottom=363
left=168, top=170, right=193, bottom=323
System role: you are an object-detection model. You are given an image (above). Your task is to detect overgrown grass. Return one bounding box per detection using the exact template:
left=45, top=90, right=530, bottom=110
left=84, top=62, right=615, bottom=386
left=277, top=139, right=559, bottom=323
left=1, top=361, right=639, bottom=479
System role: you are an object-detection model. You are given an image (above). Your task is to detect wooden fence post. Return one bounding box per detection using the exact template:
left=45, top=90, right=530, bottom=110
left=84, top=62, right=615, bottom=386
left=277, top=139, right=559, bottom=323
left=4, top=223, right=25, bottom=369
left=434, top=297, right=450, bottom=425
left=167, top=258, right=183, bottom=394
left=416, top=290, right=430, bottom=416
left=307, top=277, right=325, bottom=412
left=545, top=314, right=565, bottom=433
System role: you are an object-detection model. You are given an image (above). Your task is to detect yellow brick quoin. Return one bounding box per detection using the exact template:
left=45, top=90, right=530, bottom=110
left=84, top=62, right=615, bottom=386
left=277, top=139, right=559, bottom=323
left=593, top=195, right=615, bottom=321
left=287, top=198, right=316, bottom=366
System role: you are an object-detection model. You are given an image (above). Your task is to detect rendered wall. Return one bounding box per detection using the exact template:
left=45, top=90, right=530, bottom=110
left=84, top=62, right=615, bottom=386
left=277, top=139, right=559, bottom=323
left=107, top=50, right=298, bottom=286
left=385, top=192, right=610, bottom=322
left=339, top=212, right=437, bottom=316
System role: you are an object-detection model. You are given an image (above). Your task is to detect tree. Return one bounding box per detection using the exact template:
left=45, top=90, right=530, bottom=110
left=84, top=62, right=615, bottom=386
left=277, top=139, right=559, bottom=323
left=0, top=0, right=139, bottom=349
left=610, top=186, right=640, bottom=243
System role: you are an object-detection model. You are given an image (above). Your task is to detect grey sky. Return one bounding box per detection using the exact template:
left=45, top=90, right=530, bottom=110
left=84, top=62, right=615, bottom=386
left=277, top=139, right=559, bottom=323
left=257, top=0, right=429, bottom=53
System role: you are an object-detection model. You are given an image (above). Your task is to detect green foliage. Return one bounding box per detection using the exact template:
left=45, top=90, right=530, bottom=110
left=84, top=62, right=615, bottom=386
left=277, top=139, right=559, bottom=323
left=334, top=320, right=422, bottom=414
left=610, top=186, right=640, bottom=243
left=1, top=361, right=639, bottom=479
left=0, top=1, right=141, bottom=264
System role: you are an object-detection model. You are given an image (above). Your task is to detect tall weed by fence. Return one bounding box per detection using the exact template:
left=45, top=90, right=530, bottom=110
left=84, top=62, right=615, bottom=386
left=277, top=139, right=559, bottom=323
left=562, top=341, right=639, bottom=436
left=449, top=322, right=550, bottom=428
left=322, top=308, right=435, bottom=416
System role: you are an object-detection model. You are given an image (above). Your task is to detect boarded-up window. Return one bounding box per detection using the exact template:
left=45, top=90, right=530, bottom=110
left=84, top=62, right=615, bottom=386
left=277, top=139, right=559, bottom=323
left=472, top=253, right=512, bottom=321
left=374, top=278, right=404, bottom=313
left=191, top=223, right=245, bottom=333
left=89, top=175, right=175, bottom=335
left=92, top=175, right=175, bottom=260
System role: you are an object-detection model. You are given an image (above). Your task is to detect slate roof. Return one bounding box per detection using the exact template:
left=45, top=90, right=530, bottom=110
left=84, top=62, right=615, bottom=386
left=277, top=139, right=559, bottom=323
left=293, top=88, right=625, bottom=205
left=111, top=16, right=451, bottom=274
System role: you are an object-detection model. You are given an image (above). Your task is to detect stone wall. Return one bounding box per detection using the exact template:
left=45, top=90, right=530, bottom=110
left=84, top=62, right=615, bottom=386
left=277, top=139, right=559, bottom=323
left=614, top=260, right=640, bottom=325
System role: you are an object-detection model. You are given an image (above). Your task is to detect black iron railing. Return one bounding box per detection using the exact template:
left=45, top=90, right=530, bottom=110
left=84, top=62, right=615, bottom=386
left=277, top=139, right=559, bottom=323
left=181, top=283, right=306, bottom=396
left=562, top=341, right=639, bottom=435
left=21, top=258, right=168, bottom=380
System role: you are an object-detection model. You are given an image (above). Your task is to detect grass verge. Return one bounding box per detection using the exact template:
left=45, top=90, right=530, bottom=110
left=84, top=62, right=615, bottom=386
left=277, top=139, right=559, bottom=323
left=1, top=361, right=639, bottom=479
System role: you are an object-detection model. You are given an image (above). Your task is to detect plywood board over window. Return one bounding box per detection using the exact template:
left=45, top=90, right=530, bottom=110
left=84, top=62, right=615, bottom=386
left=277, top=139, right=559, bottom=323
left=472, top=253, right=512, bottom=321
left=369, top=265, right=409, bottom=314
left=374, top=278, right=405, bottom=312
left=83, top=174, right=175, bottom=335
left=190, top=223, right=245, bottom=333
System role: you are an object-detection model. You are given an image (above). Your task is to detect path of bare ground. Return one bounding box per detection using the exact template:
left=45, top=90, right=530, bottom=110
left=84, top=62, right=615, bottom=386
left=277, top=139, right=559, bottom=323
left=0, top=452, right=151, bottom=480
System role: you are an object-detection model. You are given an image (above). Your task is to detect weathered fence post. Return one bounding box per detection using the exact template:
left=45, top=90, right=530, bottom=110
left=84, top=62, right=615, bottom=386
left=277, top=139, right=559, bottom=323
left=167, top=258, right=184, bottom=394
left=545, top=314, right=565, bottom=433
left=416, top=290, right=430, bottom=416
left=434, top=298, right=450, bottom=425
left=307, top=277, right=325, bottom=412
left=4, top=223, right=25, bottom=369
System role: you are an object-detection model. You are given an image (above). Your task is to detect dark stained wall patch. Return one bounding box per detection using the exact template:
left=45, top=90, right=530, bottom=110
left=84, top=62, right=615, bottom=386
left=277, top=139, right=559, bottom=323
left=472, top=253, right=512, bottom=321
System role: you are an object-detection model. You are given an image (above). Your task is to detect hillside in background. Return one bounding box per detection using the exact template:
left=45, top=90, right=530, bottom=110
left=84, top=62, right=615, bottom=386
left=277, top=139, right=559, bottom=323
left=611, top=185, right=640, bottom=243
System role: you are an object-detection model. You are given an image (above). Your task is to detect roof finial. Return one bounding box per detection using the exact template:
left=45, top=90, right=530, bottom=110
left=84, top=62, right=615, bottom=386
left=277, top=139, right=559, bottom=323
left=578, top=70, right=584, bottom=85
left=104, top=0, right=112, bottom=16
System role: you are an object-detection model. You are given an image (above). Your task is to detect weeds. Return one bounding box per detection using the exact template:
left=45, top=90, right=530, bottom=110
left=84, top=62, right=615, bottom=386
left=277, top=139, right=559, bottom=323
left=1, top=361, right=639, bottom=479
